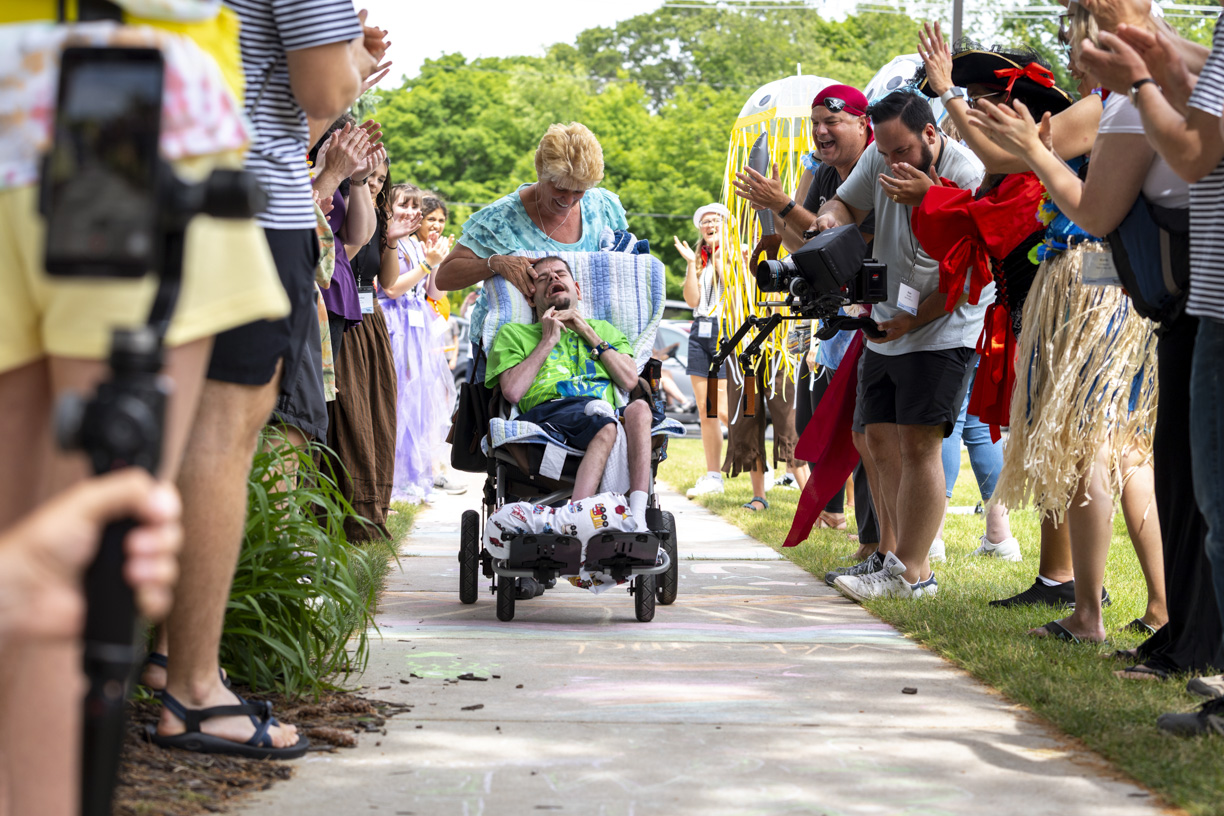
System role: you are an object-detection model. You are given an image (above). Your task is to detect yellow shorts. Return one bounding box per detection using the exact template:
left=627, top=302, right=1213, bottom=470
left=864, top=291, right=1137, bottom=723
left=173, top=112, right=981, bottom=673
left=0, top=161, right=291, bottom=372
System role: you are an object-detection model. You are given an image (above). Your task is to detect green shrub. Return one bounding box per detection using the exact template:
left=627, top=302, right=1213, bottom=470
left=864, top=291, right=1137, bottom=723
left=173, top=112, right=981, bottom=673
left=219, top=432, right=381, bottom=698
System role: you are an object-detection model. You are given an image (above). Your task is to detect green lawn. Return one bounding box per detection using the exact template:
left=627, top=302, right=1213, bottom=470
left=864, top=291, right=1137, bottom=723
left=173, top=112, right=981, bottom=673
left=660, top=437, right=1223, bottom=816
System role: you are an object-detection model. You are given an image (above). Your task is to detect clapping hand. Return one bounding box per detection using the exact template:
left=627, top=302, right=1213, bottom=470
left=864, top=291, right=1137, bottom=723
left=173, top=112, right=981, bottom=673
left=966, top=98, right=1047, bottom=159
left=1078, top=30, right=1153, bottom=94
left=732, top=163, right=788, bottom=212
left=423, top=231, right=453, bottom=266
left=386, top=204, right=421, bottom=244
left=917, top=22, right=954, bottom=96
left=673, top=236, right=697, bottom=265
left=879, top=161, right=937, bottom=206
left=1116, top=25, right=1195, bottom=105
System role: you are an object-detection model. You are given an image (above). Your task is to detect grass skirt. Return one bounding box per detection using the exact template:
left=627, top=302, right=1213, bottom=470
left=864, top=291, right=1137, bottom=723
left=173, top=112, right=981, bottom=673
left=993, top=242, right=1157, bottom=521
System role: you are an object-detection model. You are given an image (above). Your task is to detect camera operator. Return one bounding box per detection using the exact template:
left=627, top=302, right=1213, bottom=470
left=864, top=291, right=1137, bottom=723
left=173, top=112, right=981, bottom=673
left=814, top=89, right=986, bottom=601
left=0, top=7, right=298, bottom=812
left=734, top=84, right=887, bottom=559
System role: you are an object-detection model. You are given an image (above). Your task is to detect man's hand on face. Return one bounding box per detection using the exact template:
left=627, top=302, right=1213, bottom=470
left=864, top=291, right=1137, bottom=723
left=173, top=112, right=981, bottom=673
left=540, top=307, right=564, bottom=347
left=552, top=308, right=596, bottom=343
left=879, top=162, right=934, bottom=206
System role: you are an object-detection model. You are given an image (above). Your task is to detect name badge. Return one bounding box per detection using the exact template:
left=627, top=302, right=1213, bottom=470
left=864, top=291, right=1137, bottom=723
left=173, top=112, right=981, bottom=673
left=408, top=308, right=426, bottom=329
left=897, top=282, right=920, bottom=316
left=697, top=319, right=713, bottom=338
left=358, top=286, right=375, bottom=315
left=1081, top=252, right=1122, bottom=287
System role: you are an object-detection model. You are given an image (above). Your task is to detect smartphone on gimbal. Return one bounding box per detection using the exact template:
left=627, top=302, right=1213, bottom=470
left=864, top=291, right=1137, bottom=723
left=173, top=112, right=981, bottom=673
left=42, top=46, right=164, bottom=278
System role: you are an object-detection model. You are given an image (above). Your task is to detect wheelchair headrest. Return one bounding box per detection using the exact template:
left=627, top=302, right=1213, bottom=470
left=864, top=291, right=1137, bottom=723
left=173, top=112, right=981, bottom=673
left=480, top=251, right=666, bottom=370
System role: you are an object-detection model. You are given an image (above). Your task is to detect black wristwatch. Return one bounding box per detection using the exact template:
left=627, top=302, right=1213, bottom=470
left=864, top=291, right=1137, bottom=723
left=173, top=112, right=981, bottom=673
left=778, top=200, right=795, bottom=218
left=1129, top=77, right=1157, bottom=105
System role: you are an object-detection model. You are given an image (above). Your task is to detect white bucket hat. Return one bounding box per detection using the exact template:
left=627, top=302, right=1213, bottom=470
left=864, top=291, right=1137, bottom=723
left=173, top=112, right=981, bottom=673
left=693, top=203, right=730, bottom=231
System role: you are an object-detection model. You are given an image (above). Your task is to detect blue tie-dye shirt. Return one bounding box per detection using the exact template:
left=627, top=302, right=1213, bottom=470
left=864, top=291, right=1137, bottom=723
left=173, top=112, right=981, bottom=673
left=459, top=185, right=629, bottom=350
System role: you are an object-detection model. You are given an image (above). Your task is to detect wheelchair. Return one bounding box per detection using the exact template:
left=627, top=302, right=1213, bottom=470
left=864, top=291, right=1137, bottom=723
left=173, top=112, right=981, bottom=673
left=449, top=250, right=684, bottom=622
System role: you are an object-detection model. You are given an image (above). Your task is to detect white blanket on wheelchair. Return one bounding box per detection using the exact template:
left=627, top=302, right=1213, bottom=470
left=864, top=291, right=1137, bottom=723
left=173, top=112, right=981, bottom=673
left=484, top=492, right=640, bottom=594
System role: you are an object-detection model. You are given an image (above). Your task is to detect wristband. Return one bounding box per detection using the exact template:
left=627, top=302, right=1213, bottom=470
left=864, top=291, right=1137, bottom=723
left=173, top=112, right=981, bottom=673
left=777, top=200, right=795, bottom=218
left=421, top=261, right=434, bottom=272
left=353, top=176, right=369, bottom=185
left=1129, top=77, right=1157, bottom=105
left=589, top=341, right=612, bottom=360
left=487, top=255, right=496, bottom=272
left=938, top=88, right=960, bottom=107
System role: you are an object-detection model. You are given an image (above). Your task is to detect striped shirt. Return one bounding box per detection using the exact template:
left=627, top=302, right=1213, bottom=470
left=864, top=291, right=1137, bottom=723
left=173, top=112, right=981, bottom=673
left=224, top=0, right=362, bottom=230
left=1186, top=13, right=1224, bottom=323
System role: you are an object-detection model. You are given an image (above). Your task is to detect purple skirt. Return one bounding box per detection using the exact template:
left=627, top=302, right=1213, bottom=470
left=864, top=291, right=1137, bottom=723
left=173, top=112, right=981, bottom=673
left=380, top=293, right=454, bottom=502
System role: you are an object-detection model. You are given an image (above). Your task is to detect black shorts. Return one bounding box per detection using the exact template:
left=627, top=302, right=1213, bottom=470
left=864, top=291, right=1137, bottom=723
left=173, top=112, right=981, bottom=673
left=859, top=346, right=975, bottom=438
left=685, top=317, right=727, bottom=379
left=520, top=397, right=618, bottom=450
left=207, top=228, right=318, bottom=393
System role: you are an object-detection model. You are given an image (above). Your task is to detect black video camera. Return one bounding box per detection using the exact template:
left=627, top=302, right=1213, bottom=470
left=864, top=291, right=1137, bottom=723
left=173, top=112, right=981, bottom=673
left=755, top=224, right=887, bottom=315
left=37, top=44, right=263, bottom=816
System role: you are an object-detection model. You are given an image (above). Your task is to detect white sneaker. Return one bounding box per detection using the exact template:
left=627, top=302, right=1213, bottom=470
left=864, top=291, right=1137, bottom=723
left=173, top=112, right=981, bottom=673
left=774, top=474, right=800, bottom=491
left=834, top=551, right=938, bottom=602
left=973, top=535, right=1022, bottom=561
left=929, top=539, right=946, bottom=563
left=686, top=474, right=725, bottom=498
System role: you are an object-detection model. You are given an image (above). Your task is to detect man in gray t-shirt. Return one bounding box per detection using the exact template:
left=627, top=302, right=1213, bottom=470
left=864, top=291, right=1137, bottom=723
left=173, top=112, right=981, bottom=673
left=815, top=90, right=984, bottom=601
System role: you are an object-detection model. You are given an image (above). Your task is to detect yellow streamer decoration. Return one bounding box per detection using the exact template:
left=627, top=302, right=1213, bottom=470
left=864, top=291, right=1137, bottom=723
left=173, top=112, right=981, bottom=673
left=715, top=73, right=836, bottom=395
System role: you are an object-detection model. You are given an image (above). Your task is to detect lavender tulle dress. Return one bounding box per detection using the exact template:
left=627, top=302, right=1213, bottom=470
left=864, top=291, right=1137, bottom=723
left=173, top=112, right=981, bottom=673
left=379, top=239, right=454, bottom=502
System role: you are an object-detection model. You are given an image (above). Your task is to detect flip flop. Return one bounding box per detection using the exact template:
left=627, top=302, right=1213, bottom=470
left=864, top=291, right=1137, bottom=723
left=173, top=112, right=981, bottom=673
left=1111, top=647, right=1141, bottom=661
left=147, top=691, right=309, bottom=760
left=1119, top=618, right=1159, bottom=636
left=1032, top=620, right=1081, bottom=643
left=1114, top=663, right=1169, bottom=681
left=742, top=496, right=769, bottom=511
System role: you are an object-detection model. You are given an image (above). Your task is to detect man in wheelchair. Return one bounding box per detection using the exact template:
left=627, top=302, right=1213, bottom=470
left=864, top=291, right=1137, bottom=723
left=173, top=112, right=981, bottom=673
left=484, top=256, right=657, bottom=533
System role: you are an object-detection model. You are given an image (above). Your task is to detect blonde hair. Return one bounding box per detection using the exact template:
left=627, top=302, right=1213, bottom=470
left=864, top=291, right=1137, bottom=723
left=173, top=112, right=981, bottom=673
left=533, top=122, right=605, bottom=190
left=1068, top=3, right=1100, bottom=47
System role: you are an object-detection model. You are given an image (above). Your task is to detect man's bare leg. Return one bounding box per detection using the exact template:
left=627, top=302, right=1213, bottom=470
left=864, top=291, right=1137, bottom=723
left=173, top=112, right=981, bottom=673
left=865, top=423, right=901, bottom=558
left=0, top=341, right=211, bottom=816
left=852, top=429, right=890, bottom=560
left=157, top=367, right=299, bottom=748
left=571, top=423, right=617, bottom=500
left=893, top=423, right=947, bottom=583
left=623, top=400, right=652, bottom=495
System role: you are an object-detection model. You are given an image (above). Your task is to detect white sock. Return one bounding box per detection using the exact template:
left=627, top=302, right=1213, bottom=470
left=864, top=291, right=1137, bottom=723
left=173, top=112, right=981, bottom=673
left=1037, top=574, right=1064, bottom=587
left=707, top=471, right=722, bottom=480
left=629, top=491, right=648, bottom=530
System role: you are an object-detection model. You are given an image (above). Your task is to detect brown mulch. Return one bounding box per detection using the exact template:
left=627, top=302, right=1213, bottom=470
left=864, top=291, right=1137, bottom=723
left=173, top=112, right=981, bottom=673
left=114, top=689, right=412, bottom=816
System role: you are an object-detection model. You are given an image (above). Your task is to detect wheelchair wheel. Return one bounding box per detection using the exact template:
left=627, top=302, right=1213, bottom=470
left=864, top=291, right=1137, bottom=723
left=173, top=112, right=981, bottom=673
left=496, top=575, right=516, bottom=621
left=656, top=510, right=678, bottom=606
left=634, top=574, right=656, bottom=622
left=459, top=510, right=480, bottom=605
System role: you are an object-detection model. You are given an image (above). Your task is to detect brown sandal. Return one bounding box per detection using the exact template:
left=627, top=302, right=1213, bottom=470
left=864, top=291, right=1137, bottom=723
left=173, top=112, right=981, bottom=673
left=816, top=511, right=847, bottom=530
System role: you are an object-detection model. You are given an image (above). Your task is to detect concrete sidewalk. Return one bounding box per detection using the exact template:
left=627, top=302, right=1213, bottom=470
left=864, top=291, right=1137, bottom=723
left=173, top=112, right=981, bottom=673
left=237, top=474, right=1164, bottom=816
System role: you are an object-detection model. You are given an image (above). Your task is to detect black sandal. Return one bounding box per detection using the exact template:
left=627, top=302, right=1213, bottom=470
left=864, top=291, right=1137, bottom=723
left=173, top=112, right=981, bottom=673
left=1114, top=663, right=1169, bottom=681
left=147, top=691, right=309, bottom=759
left=1032, top=620, right=1080, bottom=643
left=1119, top=618, right=1159, bottom=636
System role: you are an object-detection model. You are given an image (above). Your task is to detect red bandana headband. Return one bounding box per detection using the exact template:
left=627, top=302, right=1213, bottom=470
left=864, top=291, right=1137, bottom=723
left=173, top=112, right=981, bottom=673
left=993, top=62, right=1056, bottom=96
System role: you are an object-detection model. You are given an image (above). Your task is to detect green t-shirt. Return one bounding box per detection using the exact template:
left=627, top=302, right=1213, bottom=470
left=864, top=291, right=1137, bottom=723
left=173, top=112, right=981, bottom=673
left=486, top=319, right=632, bottom=413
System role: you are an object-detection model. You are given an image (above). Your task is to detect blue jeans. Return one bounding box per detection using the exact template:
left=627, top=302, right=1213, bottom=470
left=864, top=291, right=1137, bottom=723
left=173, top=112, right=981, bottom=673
left=942, top=369, right=1004, bottom=501
left=1191, top=317, right=1224, bottom=633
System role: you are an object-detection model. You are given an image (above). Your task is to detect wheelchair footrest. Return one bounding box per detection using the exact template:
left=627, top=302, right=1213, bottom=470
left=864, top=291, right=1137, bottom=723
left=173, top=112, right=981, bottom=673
left=585, top=531, right=663, bottom=581
left=499, top=533, right=583, bottom=579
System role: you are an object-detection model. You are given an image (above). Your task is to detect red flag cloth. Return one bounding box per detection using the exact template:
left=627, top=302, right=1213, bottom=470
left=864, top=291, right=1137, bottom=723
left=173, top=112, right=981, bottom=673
left=911, top=172, right=1044, bottom=440
left=784, top=332, right=864, bottom=548
left=967, top=301, right=1015, bottom=442
left=912, top=172, right=1045, bottom=312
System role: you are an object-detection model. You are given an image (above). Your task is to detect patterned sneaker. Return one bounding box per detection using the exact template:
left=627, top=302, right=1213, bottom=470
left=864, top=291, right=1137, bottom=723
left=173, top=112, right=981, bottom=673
left=834, top=551, right=938, bottom=602
left=1187, top=675, right=1224, bottom=700
left=973, top=535, right=1023, bottom=561
left=1157, top=696, right=1224, bottom=737
left=929, top=539, right=946, bottom=563
left=824, top=550, right=884, bottom=587
left=686, top=474, right=725, bottom=498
